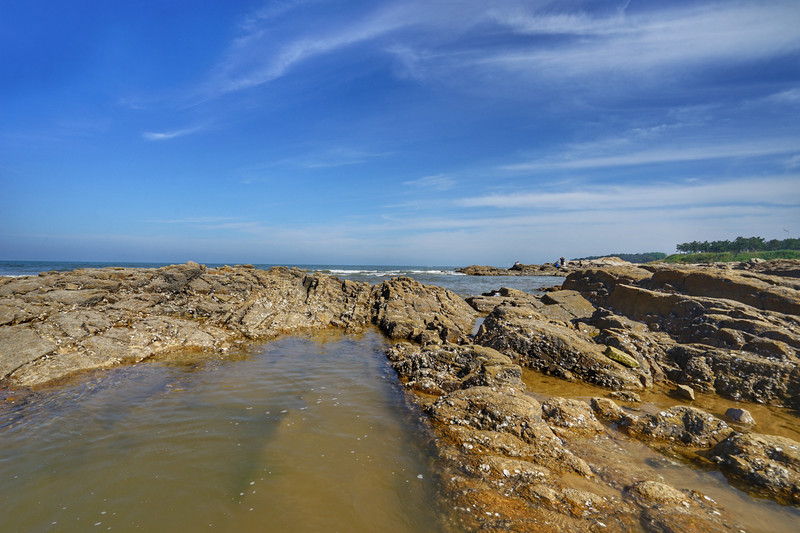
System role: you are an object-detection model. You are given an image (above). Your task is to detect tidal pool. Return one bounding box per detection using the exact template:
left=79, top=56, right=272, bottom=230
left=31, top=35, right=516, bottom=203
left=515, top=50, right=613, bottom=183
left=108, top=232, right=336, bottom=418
left=0, top=330, right=446, bottom=532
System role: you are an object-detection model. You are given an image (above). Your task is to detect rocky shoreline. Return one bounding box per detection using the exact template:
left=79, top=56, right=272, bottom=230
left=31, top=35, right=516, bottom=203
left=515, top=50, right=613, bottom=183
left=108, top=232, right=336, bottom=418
left=457, top=256, right=637, bottom=277
left=2, top=260, right=799, bottom=531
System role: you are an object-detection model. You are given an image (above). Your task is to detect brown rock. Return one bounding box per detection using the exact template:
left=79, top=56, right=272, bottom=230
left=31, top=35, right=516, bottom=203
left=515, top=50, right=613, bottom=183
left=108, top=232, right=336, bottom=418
left=541, top=397, right=605, bottom=435
left=372, top=277, right=476, bottom=344
left=475, top=304, right=646, bottom=390
left=712, top=432, right=800, bottom=504
left=674, top=383, right=696, bottom=401
left=623, top=406, right=733, bottom=448
left=0, top=326, right=57, bottom=378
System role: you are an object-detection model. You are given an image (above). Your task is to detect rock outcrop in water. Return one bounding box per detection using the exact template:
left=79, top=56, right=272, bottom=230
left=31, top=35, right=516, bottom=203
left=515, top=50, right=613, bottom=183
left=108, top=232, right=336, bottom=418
left=2, top=259, right=800, bottom=528
left=0, top=263, right=475, bottom=387
left=457, top=257, right=635, bottom=277
left=389, top=259, right=800, bottom=528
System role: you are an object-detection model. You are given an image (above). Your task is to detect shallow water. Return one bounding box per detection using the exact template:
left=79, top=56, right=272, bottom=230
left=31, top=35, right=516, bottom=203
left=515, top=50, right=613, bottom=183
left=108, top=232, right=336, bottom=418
left=523, top=368, right=800, bottom=532
left=0, top=330, right=446, bottom=533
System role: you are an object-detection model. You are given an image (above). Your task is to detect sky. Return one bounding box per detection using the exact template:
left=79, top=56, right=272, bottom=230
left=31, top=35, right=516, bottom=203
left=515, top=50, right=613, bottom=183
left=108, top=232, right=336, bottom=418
left=1, top=0, right=799, bottom=266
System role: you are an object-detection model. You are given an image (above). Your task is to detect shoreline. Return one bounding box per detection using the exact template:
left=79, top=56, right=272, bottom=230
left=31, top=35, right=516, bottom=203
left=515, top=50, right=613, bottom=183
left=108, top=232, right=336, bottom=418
left=2, top=259, right=799, bottom=529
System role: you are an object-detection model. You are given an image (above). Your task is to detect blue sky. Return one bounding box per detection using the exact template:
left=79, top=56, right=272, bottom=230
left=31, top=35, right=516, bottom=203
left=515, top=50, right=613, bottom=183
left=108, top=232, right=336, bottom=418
left=2, top=0, right=798, bottom=266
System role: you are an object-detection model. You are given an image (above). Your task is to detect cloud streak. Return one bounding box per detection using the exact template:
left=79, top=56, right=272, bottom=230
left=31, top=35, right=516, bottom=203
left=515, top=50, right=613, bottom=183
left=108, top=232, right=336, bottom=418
left=142, top=124, right=206, bottom=141
left=457, top=175, right=799, bottom=211
left=501, top=138, right=800, bottom=171
left=196, top=1, right=800, bottom=102
left=403, top=174, right=456, bottom=190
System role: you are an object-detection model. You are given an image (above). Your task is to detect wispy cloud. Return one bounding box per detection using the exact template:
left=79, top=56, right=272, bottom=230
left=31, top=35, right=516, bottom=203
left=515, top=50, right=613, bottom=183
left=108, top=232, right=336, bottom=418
left=403, top=174, right=456, bottom=190
left=142, top=124, right=206, bottom=141
left=195, top=1, right=800, bottom=102
left=208, top=4, right=415, bottom=96
left=501, top=138, right=800, bottom=171
left=476, top=3, right=800, bottom=79
left=764, top=88, right=800, bottom=104
left=456, top=175, right=800, bottom=211
left=150, top=216, right=241, bottom=225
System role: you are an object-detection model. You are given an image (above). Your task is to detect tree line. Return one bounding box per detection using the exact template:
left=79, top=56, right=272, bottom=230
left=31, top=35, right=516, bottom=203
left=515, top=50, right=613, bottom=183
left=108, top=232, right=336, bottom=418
left=676, top=236, right=800, bottom=254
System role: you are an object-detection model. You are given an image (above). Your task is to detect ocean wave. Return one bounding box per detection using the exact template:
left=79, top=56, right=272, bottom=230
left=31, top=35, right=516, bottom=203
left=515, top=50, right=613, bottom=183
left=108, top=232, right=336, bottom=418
left=322, top=268, right=462, bottom=277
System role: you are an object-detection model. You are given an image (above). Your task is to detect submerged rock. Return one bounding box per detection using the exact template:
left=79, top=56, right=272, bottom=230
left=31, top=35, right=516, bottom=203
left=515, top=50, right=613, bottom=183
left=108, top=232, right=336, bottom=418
left=725, top=407, right=756, bottom=426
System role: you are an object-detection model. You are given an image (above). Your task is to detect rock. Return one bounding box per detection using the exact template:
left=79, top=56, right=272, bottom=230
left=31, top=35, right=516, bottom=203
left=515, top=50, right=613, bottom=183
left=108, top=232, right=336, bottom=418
left=475, top=304, right=646, bottom=390
left=646, top=266, right=800, bottom=315
left=0, top=264, right=477, bottom=387
left=372, top=277, right=476, bottom=344
left=626, top=480, right=688, bottom=505
left=604, top=346, right=640, bottom=368
left=540, top=290, right=596, bottom=319
left=456, top=265, right=519, bottom=276
left=429, top=386, right=544, bottom=438
left=725, top=407, right=756, bottom=425
left=563, top=264, right=800, bottom=408
left=430, top=388, right=594, bottom=478
left=744, top=258, right=800, bottom=279
left=541, top=397, right=605, bottom=435
left=712, top=432, right=800, bottom=504
left=609, top=391, right=641, bottom=403
left=674, top=384, right=696, bottom=401
left=0, top=326, right=57, bottom=377
left=623, top=406, right=733, bottom=448
left=627, top=481, right=742, bottom=533
left=465, top=287, right=537, bottom=314
left=590, top=397, right=628, bottom=421
left=387, top=342, right=525, bottom=399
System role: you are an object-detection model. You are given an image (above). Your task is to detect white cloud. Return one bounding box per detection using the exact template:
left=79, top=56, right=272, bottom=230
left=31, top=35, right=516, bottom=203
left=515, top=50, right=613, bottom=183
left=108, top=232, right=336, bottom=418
left=456, top=175, right=800, bottom=211
left=765, top=88, right=800, bottom=104
left=501, top=138, right=800, bottom=171
left=142, top=125, right=205, bottom=141
left=478, top=2, right=800, bottom=79
left=198, top=1, right=800, bottom=101
left=403, top=174, right=456, bottom=190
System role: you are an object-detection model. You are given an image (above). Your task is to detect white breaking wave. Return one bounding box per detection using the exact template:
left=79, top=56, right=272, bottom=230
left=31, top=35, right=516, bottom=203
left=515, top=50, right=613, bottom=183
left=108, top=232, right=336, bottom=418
left=324, top=268, right=461, bottom=277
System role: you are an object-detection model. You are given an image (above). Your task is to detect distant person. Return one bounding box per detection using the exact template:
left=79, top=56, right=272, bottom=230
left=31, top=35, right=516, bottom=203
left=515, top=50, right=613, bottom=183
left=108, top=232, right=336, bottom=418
left=560, top=257, right=566, bottom=267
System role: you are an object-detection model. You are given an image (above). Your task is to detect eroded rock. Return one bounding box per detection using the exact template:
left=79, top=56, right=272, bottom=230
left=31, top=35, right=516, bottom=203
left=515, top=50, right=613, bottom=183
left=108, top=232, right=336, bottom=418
left=0, top=264, right=476, bottom=387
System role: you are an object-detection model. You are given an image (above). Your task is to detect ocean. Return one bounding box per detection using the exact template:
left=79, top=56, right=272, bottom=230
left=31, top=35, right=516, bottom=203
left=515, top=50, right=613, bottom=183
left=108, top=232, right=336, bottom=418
left=0, top=260, right=564, bottom=296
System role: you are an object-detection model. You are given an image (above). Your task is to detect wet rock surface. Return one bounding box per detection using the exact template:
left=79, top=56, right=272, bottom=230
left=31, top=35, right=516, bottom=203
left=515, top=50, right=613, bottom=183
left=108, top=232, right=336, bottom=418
left=389, top=259, right=799, bottom=529
left=388, top=343, right=751, bottom=531
left=711, top=432, right=800, bottom=505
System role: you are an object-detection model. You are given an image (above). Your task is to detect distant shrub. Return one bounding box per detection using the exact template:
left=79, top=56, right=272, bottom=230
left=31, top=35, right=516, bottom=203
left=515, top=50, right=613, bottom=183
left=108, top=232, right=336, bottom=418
left=675, top=236, right=800, bottom=254
left=662, top=250, right=800, bottom=264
